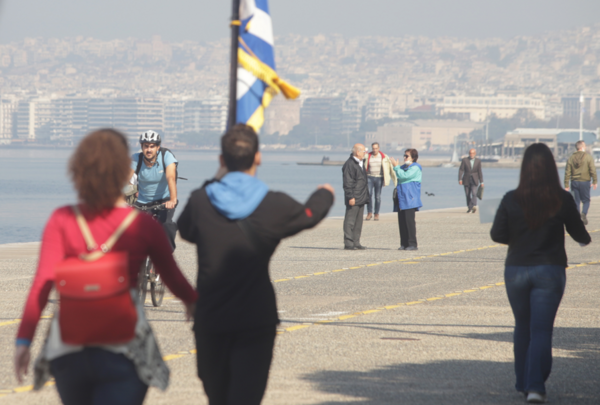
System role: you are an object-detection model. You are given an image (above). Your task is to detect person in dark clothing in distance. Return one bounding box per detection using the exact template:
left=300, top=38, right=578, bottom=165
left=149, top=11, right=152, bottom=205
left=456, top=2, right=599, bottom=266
left=177, top=124, right=334, bottom=405
left=491, top=143, right=590, bottom=404
left=342, top=143, right=369, bottom=250
left=458, top=148, right=484, bottom=213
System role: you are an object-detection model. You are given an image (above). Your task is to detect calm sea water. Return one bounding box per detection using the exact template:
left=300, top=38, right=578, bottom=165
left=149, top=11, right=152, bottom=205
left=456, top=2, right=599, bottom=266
left=1, top=149, right=593, bottom=244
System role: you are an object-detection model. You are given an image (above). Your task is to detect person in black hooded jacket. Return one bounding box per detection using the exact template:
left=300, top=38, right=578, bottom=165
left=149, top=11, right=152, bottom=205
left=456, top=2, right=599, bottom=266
left=177, top=124, right=334, bottom=405
left=341, top=143, right=369, bottom=250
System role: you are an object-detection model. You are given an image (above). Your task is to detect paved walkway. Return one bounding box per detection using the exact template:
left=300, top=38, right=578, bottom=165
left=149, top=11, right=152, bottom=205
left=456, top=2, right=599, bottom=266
left=1, top=203, right=599, bottom=404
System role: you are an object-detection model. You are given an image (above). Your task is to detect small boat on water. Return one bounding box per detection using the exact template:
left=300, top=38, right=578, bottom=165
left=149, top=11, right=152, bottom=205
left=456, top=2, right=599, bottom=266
left=297, top=156, right=345, bottom=166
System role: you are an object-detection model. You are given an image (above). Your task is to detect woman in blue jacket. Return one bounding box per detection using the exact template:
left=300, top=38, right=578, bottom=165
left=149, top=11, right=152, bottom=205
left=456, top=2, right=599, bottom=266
left=390, top=149, right=422, bottom=250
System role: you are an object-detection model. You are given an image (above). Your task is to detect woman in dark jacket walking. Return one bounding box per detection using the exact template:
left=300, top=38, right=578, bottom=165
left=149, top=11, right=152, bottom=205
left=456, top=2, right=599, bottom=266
left=491, top=143, right=590, bottom=404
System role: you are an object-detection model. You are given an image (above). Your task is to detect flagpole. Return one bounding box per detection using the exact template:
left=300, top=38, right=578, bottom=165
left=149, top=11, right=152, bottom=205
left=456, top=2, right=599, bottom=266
left=227, top=0, right=241, bottom=129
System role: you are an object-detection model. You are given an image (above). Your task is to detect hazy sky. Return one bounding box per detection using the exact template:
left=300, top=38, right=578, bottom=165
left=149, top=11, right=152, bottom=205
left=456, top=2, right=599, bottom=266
left=0, top=0, right=599, bottom=43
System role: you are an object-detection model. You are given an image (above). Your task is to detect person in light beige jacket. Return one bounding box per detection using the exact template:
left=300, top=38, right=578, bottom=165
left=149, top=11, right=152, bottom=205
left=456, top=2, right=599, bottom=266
left=364, top=142, right=398, bottom=221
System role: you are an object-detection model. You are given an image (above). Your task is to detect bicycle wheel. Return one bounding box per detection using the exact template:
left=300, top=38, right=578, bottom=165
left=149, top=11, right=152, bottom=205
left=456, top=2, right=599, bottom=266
left=150, top=268, right=165, bottom=307
left=138, top=259, right=149, bottom=305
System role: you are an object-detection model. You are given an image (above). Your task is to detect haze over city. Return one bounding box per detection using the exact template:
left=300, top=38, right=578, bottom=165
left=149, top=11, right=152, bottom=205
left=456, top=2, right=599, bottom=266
left=1, top=0, right=600, bottom=153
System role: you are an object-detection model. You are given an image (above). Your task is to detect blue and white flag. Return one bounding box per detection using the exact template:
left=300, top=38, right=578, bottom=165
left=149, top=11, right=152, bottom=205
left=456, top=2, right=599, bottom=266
left=235, top=0, right=300, bottom=131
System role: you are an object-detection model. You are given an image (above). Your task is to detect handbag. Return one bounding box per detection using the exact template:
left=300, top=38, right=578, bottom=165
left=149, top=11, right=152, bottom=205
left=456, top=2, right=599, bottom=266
left=55, top=205, right=139, bottom=345
left=477, top=184, right=484, bottom=200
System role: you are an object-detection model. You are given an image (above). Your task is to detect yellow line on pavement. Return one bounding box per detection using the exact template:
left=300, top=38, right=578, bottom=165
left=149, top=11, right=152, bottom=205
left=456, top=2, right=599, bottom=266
left=272, top=243, right=504, bottom=284
left=275, top=257, right=600, bottom=336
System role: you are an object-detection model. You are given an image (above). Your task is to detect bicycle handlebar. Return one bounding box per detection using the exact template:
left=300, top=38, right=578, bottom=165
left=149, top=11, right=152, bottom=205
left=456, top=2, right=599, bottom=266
left=135, top=202, right=167, bottom=212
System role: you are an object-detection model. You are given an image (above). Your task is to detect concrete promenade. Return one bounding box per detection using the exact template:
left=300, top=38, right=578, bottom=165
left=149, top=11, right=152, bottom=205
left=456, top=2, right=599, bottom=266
left=1, top=203, right=599, bottom=404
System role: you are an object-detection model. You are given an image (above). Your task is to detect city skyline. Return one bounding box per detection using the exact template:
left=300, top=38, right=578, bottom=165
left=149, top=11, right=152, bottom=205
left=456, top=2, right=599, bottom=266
left=2, top=20, right=600, bottom=148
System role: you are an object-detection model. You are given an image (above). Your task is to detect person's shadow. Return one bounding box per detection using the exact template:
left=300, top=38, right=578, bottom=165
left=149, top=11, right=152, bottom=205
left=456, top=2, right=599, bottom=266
left=301, top=326, right=600, bottom=404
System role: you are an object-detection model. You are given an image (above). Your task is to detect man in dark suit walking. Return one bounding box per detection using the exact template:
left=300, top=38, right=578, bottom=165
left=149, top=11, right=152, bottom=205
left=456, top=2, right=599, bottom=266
left=458, top=148, right=484, bottom=213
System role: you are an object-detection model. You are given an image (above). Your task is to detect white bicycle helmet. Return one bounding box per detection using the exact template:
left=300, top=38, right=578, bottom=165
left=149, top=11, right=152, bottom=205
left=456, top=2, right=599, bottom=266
left=139, top=130, right=161, bottom=145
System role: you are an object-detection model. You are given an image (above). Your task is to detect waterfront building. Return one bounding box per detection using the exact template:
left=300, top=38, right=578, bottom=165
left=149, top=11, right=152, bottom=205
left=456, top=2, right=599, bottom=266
left=502, top=128, right=599, bottom=159
left=112, top=98, right=163, bottom=139
left=300, top=97, right=344, bottom=141
left=0, top=96, right=18, bottom=139
left=562, top=94, right=600, bottom=120
left=164, top=99, right=185, bottom=138
left=262, top=96, right=301, bottom=136
left=365, top=97, right=391, bottom=121
left=15, top=98, right=52, bottom=141
left=50, top=97, right=88, bottom=142
left=438, top=95, right=545, bottom=122
left=342, top=98, right=361, bottom=139
left=183, top=97, right=227, bottom=133
left=365, top=119, right=484, bottom=150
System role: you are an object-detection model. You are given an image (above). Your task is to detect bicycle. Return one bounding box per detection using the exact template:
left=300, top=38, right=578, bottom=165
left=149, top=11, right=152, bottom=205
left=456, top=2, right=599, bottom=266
left=133, top=202, right=167, bottom=307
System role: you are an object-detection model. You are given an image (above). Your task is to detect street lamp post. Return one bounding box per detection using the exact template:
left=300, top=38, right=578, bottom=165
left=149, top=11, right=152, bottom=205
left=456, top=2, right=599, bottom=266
left=579, top=92, right=584, bottom=141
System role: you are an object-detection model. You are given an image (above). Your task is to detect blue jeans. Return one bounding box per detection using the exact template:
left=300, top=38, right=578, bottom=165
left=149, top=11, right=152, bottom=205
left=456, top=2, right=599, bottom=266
left=570, top=180, right=591, bottom=214
left=504, top=265, right=566, bottom=395
left=50, top=348, right=148, bottom=405
left=367, top=176, right=383, bottom=214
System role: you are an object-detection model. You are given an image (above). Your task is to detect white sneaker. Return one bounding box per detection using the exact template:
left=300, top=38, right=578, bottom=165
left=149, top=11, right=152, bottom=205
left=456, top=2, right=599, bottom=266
left=527, top=392, right=547, bottom=403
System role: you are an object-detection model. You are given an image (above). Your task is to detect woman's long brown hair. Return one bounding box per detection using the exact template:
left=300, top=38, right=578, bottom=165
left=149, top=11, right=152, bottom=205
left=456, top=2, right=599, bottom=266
left=69, top=129, right=130, bottom=213
left=514, top=143, right=563, bottom=229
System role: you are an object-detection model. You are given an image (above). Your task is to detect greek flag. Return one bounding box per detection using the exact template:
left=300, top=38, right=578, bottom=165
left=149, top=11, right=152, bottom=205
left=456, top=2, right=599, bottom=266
left=236, top=0, right=300, bottom=131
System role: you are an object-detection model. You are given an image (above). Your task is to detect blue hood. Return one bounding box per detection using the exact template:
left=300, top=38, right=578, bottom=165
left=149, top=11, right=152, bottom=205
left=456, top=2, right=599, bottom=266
left=205, top=172, right=269, bottom=220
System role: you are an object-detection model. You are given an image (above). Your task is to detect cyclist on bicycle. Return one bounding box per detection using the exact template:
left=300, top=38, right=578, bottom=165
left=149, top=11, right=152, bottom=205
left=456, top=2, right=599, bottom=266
left=131, top=130, right=179, bottom=250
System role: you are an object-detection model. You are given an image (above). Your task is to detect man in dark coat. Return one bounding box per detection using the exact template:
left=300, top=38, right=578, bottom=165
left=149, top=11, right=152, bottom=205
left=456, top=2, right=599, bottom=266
left=458, top=148, right=484, bottom=213
left=342, top=143, right=369, bottom=249
left=177, top=124, right=334, bottom=405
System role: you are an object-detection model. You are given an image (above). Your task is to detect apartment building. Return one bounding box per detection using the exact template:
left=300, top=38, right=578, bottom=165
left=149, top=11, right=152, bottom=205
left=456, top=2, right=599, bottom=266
left=262, top=96, right=301, bottom=136
left=366, top=119, right=483, bottom=150
left=300, top=97, right=344, bottom=140
left=182, top=98, right=227, bottom=133
left=0, top=96, right=18, bottom=139
left=438, top=95, right=545, bottom=122
left=562, top=94, right=600, bottom=120
left=164, top=100, right=185, bottom=138
left=15, top=98, right=53, bottom=141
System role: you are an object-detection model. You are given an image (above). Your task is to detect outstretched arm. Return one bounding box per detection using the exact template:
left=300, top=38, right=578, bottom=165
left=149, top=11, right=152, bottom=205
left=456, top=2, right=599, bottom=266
left=276, top=188, right=335, bottom=239
left=393, top=165, right=420, bottom=183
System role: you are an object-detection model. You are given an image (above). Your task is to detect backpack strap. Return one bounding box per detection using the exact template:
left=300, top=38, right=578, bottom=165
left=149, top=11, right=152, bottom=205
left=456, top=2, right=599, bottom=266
left=72, top=206, right=139, bottom=262
left=73, top=205, right=98, bottom=252
left=135, top=153, right=143, bottom=176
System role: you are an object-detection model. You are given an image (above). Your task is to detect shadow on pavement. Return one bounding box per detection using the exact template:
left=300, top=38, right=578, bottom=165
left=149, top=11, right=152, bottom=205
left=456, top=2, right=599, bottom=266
left=289, top=247, right=395, bottom=251
left=301, top=327, right=600, bottom=405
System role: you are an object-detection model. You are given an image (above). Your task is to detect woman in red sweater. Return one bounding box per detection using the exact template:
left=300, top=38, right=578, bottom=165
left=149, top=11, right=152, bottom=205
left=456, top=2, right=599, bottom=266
left=14, top=129, right=198, bottom=405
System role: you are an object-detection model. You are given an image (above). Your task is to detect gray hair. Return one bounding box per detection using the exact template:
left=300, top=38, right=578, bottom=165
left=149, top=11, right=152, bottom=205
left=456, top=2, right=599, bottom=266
left=576, top=140, right=586, bottom=150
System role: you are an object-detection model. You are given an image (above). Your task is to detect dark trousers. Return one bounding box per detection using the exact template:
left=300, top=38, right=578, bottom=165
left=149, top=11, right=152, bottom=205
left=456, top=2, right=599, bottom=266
left=343, top=204, right=365, bottom=248
left=504, top=265, right=566, bottom=395
left=366, top=176, right=383, bottom=214
left=50, top=348, right=148, bottom=405
left=195, top=326, right=276, bottom=405
left=570, top=180, right=591, bottom=214
left=464, top=180, right=478, bottom=210
left=397, top=209, right=417, bottom=248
